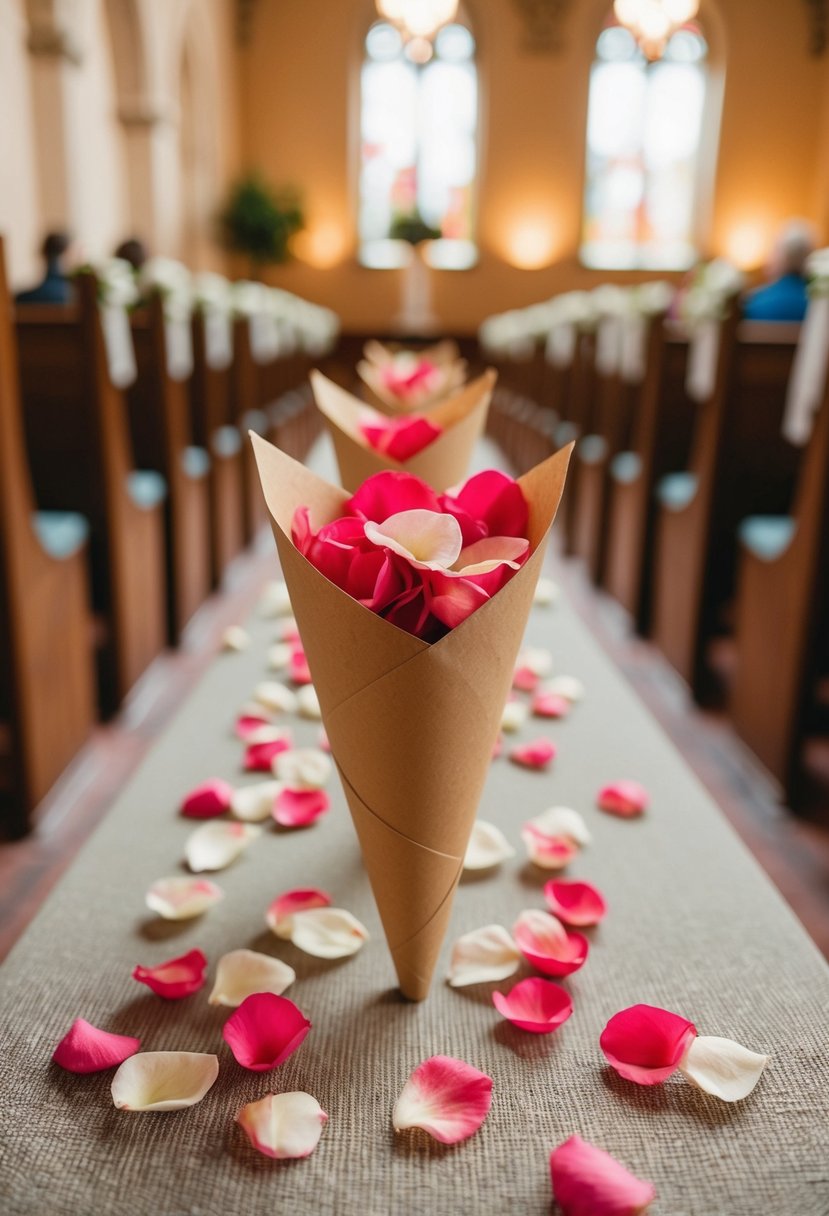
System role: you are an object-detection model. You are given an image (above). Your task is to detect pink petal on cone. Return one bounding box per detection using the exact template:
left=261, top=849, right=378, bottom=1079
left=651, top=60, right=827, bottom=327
left=132, top=948, right=208, bottom=999
left=550, top=1135, right=656, bottom=1215
left=513, top=909, right=589, bottom=977
left=237, top=1091, right=328, bottom=1159
left=222, top=992, right=311, bottom=1072
left=513, top=666, right=540, bottom=693
left=273, top=788, right=331, bottom=828
left=544, top=879, right=608, bottom=927
left=53, top=1019, right=141, bottom=1073
left=145, top=876, right=224, bottom=920
left=265, top=887, right=332, bottom=935
left=179, top=778, right=235, bottom=819
left=600, top=1004, right=697, bottom=1086
left=597, top=780, right=649, bottom=818
left=244, top=736, right=292, bottom=772
left=492, top=978, right=573, bottom=1034
left=393, top=1056, right=493, bottom=1144
left=510, top=739, right=557, bottom=770
left=532, top=692, right=571, bottom=719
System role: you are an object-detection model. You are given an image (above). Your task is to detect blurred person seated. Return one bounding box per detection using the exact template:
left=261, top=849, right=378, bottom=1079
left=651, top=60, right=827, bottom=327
left=114, top=237, right=149, bottom=271
left=15, top=231, right=74, bottom=305
left=743, top=220, right=816, bottom=322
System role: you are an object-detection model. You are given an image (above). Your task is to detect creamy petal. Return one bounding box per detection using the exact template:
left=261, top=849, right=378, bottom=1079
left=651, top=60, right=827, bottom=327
left=185, top=821, right=261, bottom=872
left=221, top=625, right=250, bottom=652
left=517, top=646, right=554, bottom=677
left=237, top=1091, right=328, bottom=1158
left=296, top=684, right=322, bottom=720
left=463, top=821, right=516, bottom=871
left=288, top=907, right=369, bottom=958
left=547, top=675, right=585, bottom=703
left=231, top=780, right=283, bottom=822
left=393, top=1056, right=493, bottom=1144
left=447, top=924, right=521, bottom=986
left=145, top=876, right=224, bottom=920
left=265, top=888, right=332, bottom=937
left=533, top=577, right=559, bottom=606
left=501, top=700, right=528, bottom=733
left=273, top=748, right=332, bottom=790
left=259, top=579, right=293, bottom=618
left=521, top=825, right=579, bottom=870
left=111, top=1051, right=219, bottom=1111
left=365, top=509, right=462, bottom=570
left=679, top=1035, right=769, bottom=1102
left=253, top=681, right=299, bottom=714
left=267, top=642, right=292, bottom=671
left=209, top=949, right=296, bottom=1007
left=530, top=806, right=592, bottom=847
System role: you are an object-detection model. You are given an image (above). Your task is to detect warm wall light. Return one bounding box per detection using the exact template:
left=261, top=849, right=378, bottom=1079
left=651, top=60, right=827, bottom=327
left=723, top=222, right=772, bottom=272
left=501, top=217, right=558, bottom=270
left=295, top=221, right=348, bottom=269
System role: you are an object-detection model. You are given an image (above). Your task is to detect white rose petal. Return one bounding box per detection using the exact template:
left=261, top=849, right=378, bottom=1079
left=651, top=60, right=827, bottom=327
left=517, top=646, right=554, bottom=677
left=267, top=642, right=292, bottom=671
left=185, top=821, right=261, bottom=872
left=296, top=684, right=322, bottom=720
left=281, top=907, right=369, bottom=958
left=533, top=577, right=560, bottom=606
left=259, top=580, right=293, bottom=618
left=447, top=924, right=521, bottom=987
left=145, top=876, right=224, bottom=920
left=273, top=748, right=332, bottom=790
left=230, top=780, right=282, bottom=822
left=529, top=806, right=592, bottom=847
left=253, top=681, right=298, bottom=714
left=209, top=949, right=296, bottom=1006
left=501, top=701, right=529, bottom=733
left=237, top=1091, right=328, bottom=1158
left=463, top=821, right=516, bottom=871
left=546, top=675, right=585, bottom=703
left=679, top=1036, right=770, bottom=1102
left=111, top=1052, right=219, bottom=1112
left=221, top=625, right=250, bottom=652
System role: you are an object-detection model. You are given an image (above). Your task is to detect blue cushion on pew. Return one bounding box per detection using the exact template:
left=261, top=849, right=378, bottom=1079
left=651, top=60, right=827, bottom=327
left=555, top=420, right=579, bottom=448
left=610, top=451, right=642, bottom=484
left=212, top=425, right=242, bottom=458
left=241, top=408, right=269, bottom=436
left=128, top=469, right=168, bottom=510
left=578, top=433, right=608, bottom=464
left=738, top=515, right=795, bottom=561
left=182, top=446, right=210, bottom=479
left=656, top=471, right=697, bottom=510
left=34, top=510, right=89, bottom=559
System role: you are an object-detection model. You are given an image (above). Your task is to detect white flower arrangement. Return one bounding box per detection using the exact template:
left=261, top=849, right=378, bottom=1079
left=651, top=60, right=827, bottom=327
left=90, top=257, right=140, bottom=309
left=681, top=258, right=746, bottom=326
left=805, top=247, right=829, bottom=297
left=138, top=257, right=192, bottom=321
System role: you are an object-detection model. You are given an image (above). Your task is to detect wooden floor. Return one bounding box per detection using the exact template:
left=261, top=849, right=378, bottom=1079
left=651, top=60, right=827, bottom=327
left=2, top=527, right=828, bottom=963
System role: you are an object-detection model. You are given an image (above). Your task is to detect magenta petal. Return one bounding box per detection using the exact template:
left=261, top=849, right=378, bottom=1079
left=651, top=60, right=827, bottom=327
left=393, top=1055, right=493, bottom=1144
left=244, top=736, right=292, bottom=772
left=132, top=948, right=209, bottom=999
left=267, top=887, right=332, bottom=928
left=345, top=470, right=442, bottom=520
left=600, top=1004, right=697, bottom=1085
left=544, top=879, right=608, bottom=927
left=448, top=469, right=529, bottom=539
left=273, top=788, right=330, bottom=828
left=513, top=666, right=540, bottom=692
left=289, top=648, right=312, bottom=686
left=550, top=1135, right=656, bottom=1215
left=510, top=739, right=557, bottom=770
left=492, top=978, right=573, bottom=1034
left=532, top=692, right=571, bottom=719
left=236, top=711, right=271, bottom=740
left=180, top=779, right=234, bottom=819
left=222, top=992, right=312, bottom=1071
left=597, top=780, right=649, bottom=818
left=53, top=1019, right=141, bottom=1073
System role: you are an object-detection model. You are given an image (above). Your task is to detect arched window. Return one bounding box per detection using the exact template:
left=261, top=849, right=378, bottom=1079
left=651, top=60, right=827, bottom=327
left=581, top=18, right=710, bottom=270
left=358, top=16, right=478, bottom=270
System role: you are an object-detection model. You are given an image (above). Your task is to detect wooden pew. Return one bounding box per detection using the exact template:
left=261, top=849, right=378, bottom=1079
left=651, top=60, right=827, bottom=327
left=15, top=273, right=167, bottom=716
left=730, top=376, right=829, bottom=802
left=650, top=313, right=801, bottom=699
left=128, top=297, right=212, bottom=642
left=189, top=311, right=245, bottom=587
left=230, top=316, right=270, bottom=540
left=0, top=240, right=96, bottom=836
left=559, top=330, right=598, bottom=554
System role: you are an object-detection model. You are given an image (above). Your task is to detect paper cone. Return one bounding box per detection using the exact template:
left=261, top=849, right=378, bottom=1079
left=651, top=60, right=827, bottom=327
left=356, top=352, right=468, bottom=414
left=311, top=368, right=495, bottom=494
left=250, top=432, right=572, bottom=1000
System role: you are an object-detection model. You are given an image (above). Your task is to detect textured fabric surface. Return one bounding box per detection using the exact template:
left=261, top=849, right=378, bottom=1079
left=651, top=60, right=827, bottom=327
left=1, top=437, right=828, bottom=1216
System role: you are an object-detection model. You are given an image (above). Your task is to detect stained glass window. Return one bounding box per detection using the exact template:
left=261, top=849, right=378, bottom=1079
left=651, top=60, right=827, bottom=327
left=581, top=20, right=709, bottom=270
left=359, top=19, right=478, bottom=270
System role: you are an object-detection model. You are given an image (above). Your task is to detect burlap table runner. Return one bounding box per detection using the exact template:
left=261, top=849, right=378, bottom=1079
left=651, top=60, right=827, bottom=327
left=1, top=438, right=827, bottom=1215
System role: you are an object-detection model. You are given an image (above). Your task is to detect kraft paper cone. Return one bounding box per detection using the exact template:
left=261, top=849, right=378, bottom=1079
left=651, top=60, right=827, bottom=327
left=356, top=352, right=468, bottom=414
left=250, top=432, right=572, bottom=1000
left=311, top=368, right=495, bottom=494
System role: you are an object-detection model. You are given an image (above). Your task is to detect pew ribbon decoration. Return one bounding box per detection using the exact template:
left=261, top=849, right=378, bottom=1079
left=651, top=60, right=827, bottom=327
left=138, top=256, right=194, bottom=380
left=80, top=258, right=140, bottom=388
left=681, top=259, right=745, bottom=402
left=782, top=246, right=829, bottom=444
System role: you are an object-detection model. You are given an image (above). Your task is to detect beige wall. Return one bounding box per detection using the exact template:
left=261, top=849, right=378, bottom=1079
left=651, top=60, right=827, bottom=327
left=240, top=0, right=829, bottom=333
left=0, top=0, right=41, bottom=285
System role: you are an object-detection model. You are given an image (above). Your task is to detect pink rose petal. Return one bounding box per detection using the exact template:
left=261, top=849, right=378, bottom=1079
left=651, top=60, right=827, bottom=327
left=132, top=948, right=208, bottom=999
left=222, top=992, right=312, bottom=1072
left=532, top=692, right=571, bottom=719
left=492, top=978, right=573, bottom=1034
left=237, top=1091, right=328, bottom=1159
left=544, top=879, right=608, bottom=927
left=145, top=876, right=224, bottom=920
left=600, top=1004, right=697, bottom=1085
left=393, top=1056, right=493, bottom=1144
left=236, top=709, right=273, bottom=740
left=513, top=909, right=589, bottom=977
left=512, top=666, right=540, bottom=692
left=521, top=824, right=580, bottom=870
left=273, top=787, right=331, bottom=828
left=289, top=647, right=313, bottom=686
left=266, top=887, right=333, bottom=934
left=550, top=1134, right=656, bottom=1215
left=244, top=735, right=292, bottom=772
left=52, top=1019, right=141, bottom=1073
left=597, top=780, right=649, bottom=818
left=510, top=739, right=557, bottom=770
left=179, top=778, right=235, bottom=819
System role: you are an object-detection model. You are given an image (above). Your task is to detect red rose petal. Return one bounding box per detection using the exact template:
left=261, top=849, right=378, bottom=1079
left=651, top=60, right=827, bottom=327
left=222, top=992, right=312, bottom=1071
left=600, top=1004, right=697, bottom=1085
left=393, top=1055, right=493, bottom=1144
left=132, top=948, right=208, bottom=999
left=550, top=1134, right=656, bottom=1215
left=544, top=879, right=608, bottom=927
left=180, top=779, right=234, bottom=819
left=492, top=978, right=573, bottom=1034
left=273, top=788, right=331, bottom=828
left=513, top=910, right=589, bottom=977
left=532, top=692, right=571, bottom=719
left=510, top=739, right=556, bottom=770
left=597, top=780, right=649, bottom=818
left=243, top=736, right=292, bottom=772
left=53, top=1019, right=141, bottom=1073
left=289, top=647, right=312, bottom=686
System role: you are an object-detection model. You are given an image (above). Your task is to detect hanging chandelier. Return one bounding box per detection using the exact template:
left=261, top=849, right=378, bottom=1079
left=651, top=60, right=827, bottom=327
left=375, top=0, right=459, bottom=42
left=613, top=0, right=699, bottom=60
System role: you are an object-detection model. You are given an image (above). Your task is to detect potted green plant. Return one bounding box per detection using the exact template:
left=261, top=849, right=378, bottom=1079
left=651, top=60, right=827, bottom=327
left=219, top=175, right=304, bottom=277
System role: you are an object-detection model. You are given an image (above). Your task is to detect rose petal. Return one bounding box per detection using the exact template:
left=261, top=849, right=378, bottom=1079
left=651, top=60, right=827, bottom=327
left=532, top=692, right=571, bottom=719
left=600, top=1005, right=698, bottom=1085
left=231, top=780, right=283, bottom=822
left=393, top=1056, right=493, bottom=1144
left=544, top=879, right=608, bottom=927
left=265, top=888, right=332, bottom=936
left=517, top=646, right=554, bottom=677
left=513, top=909, right=589, bottom=977
left=235, top=705, right=273, bottom=739
left=510, top=739, right=556, bottom=770
left=221, top=625, right=250, bottom=652
left=222, top=992, right=311, bottom=1071
left=237, top=1091, right=328, bottom=1159
left=463, top=821, right=516, bottom=871
left=547, top=675, right=585, bottom=703
left=253, top=681, right=299, bottom=714
left=297, top=684, right=322, bottom=720
left=179, top=778, right=235, bottom=819
left=289, top=647, right=313, bottom=685
left=521, top=824, right=580, bottom=870
left=492, top=977, right=573, bottom=1034
left=267, top=642, right=292, bottom=671
left=259, top=579, right=293, bottom=618
left=597, top=781, right=649, bottom=818
left=550, top=1135, right=656, bottom=1215
left=678, top=1035, right=769, bottom=1102
left=447, top=924, right=521, bottom=986
left=284, top=907, right=369, bottom=958
left=145, top=876, right=224, bottom=920
left=513, top=666, right=540, bottom=693
left=533, top=577, right=560, bottom=606
left=243, top=735, right=292, bottom=772
left=132, top=948, right=208, bottom=999
left=501, top=700, right=529, bottom=733
left=185, top=821, right=261, bottom=872
left=53, top=1019, right=141, bottom=1073
left=528, top=806, right=592, bottom=847
left=111, top=1051, right=219, bottom=1111
left=244, top=724, right=293, bottom=745
left=209, top=949, right=296, bottom=1006
left=365, top=509, right=463, bottom=570
left=346, top=470, right=442, bottom=521
left=273, top=748, right=332, bottom=790
left=273, top=788, right=331, bottom=828
left=318, top=727, right=330, bottom=751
